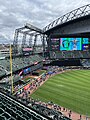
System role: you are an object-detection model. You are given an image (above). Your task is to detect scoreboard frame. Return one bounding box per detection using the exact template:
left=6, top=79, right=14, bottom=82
left=49, top=37, right=90, bottom=51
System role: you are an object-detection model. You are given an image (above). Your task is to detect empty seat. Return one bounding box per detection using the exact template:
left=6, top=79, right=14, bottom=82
left=16, top=110, right=23, bottom=116
left=0, top=108, right=4, bottom=115
left=0, top=115, right=6, bottom=120
left=2, top=112, right=11, bottom=119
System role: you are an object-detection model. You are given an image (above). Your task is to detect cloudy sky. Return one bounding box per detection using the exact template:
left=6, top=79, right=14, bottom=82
left=0, top=0, right=89, bottom=43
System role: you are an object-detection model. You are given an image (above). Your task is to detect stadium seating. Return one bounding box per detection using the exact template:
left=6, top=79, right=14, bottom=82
left=86, top=51, right=90, bottom=58
left=27, top=100, right=71, bottom=120
left=71, top=51, right=80, bottom=58
left=81, top=59, right=90, bottom=67
left=0, top=68, right=6, bottom=77
left=0, top=92, right=48, bottom=120
left=0, top=55, right=44, bottom=77
left=0, top=90, right=71, bottom=120
left=49, top=51, right=90, bottom=59
left=80, top=51, right=89, bottom=58
left=62, top=51, right=73, bottom=58
left=50, top=51, right=63, bottom=59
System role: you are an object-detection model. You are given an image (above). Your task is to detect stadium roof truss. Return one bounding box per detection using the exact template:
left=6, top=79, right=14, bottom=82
left=13, top=4, right=90, bottom=55
left=43, top=4, right=90, bottom=32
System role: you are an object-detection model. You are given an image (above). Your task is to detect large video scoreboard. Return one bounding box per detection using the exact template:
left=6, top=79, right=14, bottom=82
left=50, top=38, right=90, bottom=51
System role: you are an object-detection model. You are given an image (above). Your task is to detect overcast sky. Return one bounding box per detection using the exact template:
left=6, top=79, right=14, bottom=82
left=0, top=0, right=89, bottom=43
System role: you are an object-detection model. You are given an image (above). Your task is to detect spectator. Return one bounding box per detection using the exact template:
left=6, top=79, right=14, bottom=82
left=80, top=114, right=82, bottom=120
left=69, top=113, right=71, bottom=118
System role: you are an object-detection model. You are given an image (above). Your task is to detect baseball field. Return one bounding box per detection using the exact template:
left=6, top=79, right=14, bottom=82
left=31, top=70, right=90, bottom=115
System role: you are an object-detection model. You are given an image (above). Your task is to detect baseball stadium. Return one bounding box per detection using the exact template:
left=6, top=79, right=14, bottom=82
left=0, top=4, right=90, bottom=120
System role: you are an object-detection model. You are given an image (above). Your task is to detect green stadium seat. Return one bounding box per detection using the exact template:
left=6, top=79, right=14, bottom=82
left=0, top=108, right=4, bottom=114
left=2, top=112, right=11, bottom=119
left=0, top=115, right=6, bottom=120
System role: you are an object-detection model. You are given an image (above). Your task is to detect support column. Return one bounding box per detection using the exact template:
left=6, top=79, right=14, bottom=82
left=13, top=30, right=19, bottom=54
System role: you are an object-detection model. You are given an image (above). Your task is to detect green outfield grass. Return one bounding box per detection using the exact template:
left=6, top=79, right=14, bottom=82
left=31, top=70, right=90, bottom=115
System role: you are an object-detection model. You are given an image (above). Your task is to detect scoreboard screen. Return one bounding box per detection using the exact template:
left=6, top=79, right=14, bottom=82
left=50, top=38, right=60, bottom=50
left=60, top=38, right=82, bottom=50
left=50, top=38, right=90, bottom=51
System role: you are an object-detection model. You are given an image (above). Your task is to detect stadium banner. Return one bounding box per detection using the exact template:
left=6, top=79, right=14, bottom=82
left=23, top=67, right=31, bottom=74
left=19, top=70, right=23, bottom=76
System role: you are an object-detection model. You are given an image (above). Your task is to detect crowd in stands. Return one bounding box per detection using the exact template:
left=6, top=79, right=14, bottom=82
left=14, top=65, right=90, bottom=120
left=80, top=59, right=90, bottom=68
left=50, top=51, right=90, bottom=59
left=14, top=66, right=71, bottom=120
left=27, top=99, right=71, bottom=120
left=14, top=65, right=82, bottom=97
left=0, top=65, right=61, bottom=95
left=0, top=54, right=44, bottom=76
left=1, top=65, right=90, bottom=119
left=0, top=65, right=72, bottom=120
left=1, top=54, right=90, bottom=119
left=0, top=65, right=87, bottom=94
